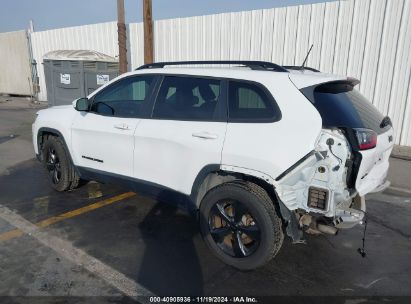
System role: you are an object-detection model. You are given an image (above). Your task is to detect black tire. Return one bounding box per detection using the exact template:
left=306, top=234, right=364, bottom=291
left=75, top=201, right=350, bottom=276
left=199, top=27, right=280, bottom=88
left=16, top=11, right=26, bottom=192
left=42, top=135, right=78, bottom=192
left=199, top=181, right=284, bottom=270
left=69, top=166, right=82, bottom=190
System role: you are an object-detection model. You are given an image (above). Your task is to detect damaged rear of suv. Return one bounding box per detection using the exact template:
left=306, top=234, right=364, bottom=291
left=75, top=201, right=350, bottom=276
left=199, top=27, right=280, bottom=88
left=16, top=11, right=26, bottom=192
left=274, top=71, right=394, bottom=243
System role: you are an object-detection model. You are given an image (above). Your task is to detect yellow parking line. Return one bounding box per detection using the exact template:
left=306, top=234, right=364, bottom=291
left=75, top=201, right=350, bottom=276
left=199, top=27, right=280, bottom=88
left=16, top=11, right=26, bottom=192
left=0, top=191, right=136, bottom=242
left=0, top=229, right=23, bottom=241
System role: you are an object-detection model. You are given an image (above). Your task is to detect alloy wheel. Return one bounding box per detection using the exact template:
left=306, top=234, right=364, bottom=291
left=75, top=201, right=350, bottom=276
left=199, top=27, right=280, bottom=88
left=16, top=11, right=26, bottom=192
left=46, top=148, right=61, bottom=184
left=208, top=200, right=261, bottom=258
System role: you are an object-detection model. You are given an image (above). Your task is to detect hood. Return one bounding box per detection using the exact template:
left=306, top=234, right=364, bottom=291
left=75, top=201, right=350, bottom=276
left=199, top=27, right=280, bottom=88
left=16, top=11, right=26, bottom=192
left=48, top=105, right=74, bottom=110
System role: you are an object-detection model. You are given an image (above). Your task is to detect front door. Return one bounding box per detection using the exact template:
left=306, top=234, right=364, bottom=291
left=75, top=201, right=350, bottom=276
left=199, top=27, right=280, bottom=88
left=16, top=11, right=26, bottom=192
left=71, top=74, right=157, bottom=177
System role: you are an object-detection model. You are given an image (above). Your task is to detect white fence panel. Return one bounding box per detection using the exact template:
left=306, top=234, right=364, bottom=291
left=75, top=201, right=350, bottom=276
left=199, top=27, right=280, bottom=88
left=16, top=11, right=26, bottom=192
left=389, top=0, right=411, bottom=146
left=319, top=1, right=339, bottom=72
left=129, top=22, right=144, bottom=69
left=359, top=0, right=386, bottom=108
left=271, top=7, right=287, bottom=64
left=0, top=30, right=32, bottom=95
left=295, top=5, right=311, bottom=65
left=308, top=3, right=326, bottom=69
left=260, top=10, right=275, bottom=62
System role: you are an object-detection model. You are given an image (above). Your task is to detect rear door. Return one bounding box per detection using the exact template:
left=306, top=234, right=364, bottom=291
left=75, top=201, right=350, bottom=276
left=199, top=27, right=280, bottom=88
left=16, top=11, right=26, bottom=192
left=133, top=75, right=227, bottom=195
left=71, top=74, right=157, bottom=177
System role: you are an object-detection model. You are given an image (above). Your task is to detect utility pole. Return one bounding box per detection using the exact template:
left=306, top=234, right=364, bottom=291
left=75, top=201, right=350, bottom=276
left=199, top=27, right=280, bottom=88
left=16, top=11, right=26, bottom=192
left=117, top=0, right=128, bottom=74
left=143, top=0, right=154, bottom=64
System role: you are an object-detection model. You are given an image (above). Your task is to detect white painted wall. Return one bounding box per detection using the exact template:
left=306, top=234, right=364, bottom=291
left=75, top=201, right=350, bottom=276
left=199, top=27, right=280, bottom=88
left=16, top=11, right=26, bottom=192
left=129, top=22, right=144, bottom=69
left=0, top=30, right=32, bottom=95
left=26, top=0, right=411, bottom=146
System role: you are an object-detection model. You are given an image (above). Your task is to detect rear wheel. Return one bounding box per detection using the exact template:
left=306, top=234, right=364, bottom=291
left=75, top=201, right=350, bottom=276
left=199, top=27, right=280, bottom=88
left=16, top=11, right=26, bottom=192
left=199, top=181, right=283, bottom=270
left=42, top=135, right=80, bottom=192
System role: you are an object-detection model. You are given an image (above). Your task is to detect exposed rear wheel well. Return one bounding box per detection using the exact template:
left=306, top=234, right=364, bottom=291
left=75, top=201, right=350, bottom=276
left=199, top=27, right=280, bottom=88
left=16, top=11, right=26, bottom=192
left=195, top=171, right=282, bottom=218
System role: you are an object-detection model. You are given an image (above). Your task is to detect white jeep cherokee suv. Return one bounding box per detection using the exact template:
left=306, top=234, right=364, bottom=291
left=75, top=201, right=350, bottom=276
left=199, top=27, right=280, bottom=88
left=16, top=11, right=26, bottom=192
left=32, top=61, right=394, bottom=270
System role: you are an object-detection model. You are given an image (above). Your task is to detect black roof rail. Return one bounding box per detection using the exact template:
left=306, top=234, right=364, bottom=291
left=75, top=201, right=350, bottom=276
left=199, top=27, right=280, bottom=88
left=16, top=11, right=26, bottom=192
left=136, top=60, right=289, bottom=72
left=283, top=65, right=321, bottom=72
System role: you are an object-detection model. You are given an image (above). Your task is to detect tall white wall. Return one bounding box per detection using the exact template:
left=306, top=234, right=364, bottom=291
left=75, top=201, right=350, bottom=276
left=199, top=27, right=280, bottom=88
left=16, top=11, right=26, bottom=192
left=129, top=22, right=144, bottom=69
left=0, top=30, right=32, bottom=95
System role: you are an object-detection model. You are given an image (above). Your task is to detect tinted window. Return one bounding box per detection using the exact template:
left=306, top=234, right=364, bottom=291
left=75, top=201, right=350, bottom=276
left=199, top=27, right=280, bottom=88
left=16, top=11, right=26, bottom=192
left=304, top=83, right=389, bottom=134
left=348, top=90, right=386, bottom=132
left=91, top=75, right=155, bottom=117
left=153, top=76, right=221, bottom=120
left=228, top=81, right=280, bottom=121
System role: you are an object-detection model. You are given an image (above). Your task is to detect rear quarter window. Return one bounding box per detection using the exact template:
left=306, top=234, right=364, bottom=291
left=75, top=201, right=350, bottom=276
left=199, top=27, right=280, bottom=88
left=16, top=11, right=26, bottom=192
left=228, top=80, right=281, bottom=122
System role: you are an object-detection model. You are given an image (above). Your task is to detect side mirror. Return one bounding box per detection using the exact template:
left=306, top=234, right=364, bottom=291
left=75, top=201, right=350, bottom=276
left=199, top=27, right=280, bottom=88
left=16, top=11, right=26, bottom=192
left=75, top=97, right=90, bottom=111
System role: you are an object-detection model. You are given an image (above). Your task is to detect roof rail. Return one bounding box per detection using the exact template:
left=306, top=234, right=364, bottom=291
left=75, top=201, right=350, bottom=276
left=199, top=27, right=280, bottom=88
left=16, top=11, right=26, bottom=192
left=283, top=65, right=320, bottom=72
left=136, top=60, right=289, bottom=72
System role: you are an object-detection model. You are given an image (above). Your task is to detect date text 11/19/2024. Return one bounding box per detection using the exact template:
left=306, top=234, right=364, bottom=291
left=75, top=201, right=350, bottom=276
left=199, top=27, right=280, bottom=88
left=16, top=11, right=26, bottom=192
left=149, top=297, right=258, bottom=303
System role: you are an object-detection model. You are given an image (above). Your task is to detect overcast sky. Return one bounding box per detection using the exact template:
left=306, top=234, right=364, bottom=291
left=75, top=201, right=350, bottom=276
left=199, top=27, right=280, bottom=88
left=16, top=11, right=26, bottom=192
left=0, top=0, right=330, bottom=33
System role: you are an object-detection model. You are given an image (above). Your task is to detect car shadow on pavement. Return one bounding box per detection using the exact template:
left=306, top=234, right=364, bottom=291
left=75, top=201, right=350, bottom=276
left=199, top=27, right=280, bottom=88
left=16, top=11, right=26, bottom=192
left=0, top=160, right=206, bottom=296
left=137, top=199, right=204, bottom=296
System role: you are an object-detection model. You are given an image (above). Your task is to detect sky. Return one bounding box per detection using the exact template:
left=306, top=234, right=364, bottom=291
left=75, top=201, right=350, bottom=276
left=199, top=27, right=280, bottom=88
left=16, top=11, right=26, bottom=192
left=0, top=0, right=330, bottom=33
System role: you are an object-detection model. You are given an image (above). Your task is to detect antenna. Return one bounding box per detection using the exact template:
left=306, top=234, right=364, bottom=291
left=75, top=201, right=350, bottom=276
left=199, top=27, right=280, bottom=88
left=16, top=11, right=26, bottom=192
left=300, top=44, right=314, bottom=70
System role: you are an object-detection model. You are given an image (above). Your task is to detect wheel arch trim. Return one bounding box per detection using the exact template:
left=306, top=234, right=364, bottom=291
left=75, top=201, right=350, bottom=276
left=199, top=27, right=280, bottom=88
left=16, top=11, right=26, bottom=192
left=190, top=164, right=277, bottom=208
left=37, top=127, right=78, bottom=174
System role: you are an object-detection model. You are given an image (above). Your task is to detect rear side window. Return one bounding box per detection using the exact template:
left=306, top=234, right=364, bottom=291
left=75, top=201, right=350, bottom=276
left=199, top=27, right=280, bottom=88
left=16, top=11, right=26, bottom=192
left=228, top=81, right=281, bottom=122
left=153, top=76, right=221, bottom=121
left=302, top=82, right=389, bottom=134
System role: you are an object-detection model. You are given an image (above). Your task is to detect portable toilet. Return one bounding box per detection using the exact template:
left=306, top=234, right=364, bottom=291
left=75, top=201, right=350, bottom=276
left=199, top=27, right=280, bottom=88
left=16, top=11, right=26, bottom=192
left=43, top=50, right=119, bottom=106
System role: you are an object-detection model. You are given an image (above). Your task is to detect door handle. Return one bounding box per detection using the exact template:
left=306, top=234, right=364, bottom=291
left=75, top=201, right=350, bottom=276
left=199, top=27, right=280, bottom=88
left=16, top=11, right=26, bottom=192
left=192, top=132, right=218, bottom=139
left=114, top=123, right=130, bottom=130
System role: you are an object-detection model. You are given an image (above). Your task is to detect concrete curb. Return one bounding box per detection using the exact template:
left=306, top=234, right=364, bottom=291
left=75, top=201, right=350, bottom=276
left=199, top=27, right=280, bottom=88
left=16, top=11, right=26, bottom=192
left=391, top=154, right=411, bottom=161
left=392, top=145, right=411, bottom=160
left=384, top=186, right=411, bottom=197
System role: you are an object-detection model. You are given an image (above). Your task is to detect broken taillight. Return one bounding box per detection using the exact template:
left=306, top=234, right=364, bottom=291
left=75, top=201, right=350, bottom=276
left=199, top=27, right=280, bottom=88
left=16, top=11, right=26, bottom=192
left=354, top=128, right=377, bottom=150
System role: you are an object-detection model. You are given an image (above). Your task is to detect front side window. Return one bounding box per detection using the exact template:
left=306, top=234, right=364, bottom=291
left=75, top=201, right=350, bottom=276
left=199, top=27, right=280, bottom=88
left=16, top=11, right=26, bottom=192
left=152, top=76, right=221, bottom=120
left=91, top=75, right=155, bottom=117
left=228, top=81, right=281, bottom=121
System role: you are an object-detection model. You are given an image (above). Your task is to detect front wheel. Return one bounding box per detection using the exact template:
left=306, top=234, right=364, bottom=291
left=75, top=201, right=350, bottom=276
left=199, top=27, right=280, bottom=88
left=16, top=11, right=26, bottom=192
left=199, top=181, right=284, bottom=270
left=42, top=135, right=80, bottom=192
